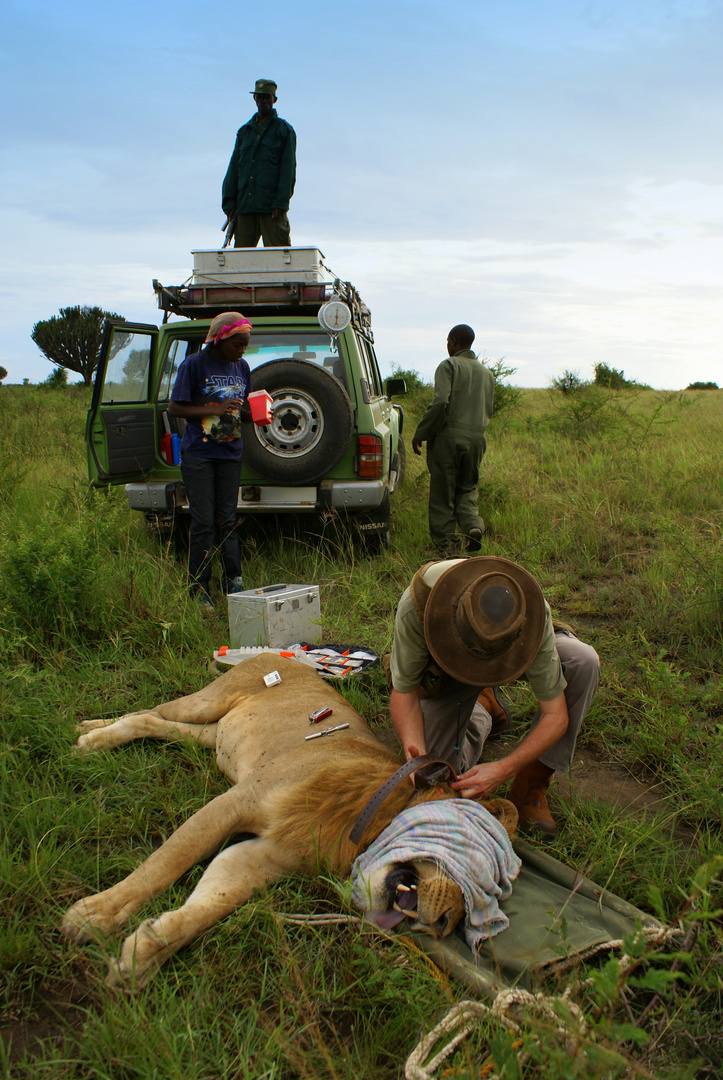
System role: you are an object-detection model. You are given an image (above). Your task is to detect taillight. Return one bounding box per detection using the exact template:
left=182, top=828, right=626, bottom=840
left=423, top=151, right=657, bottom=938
left=357, top=435, right=383, bottom=479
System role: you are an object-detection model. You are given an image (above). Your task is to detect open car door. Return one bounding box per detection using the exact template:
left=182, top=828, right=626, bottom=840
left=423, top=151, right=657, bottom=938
left=86, top=321, right=159, bottom=486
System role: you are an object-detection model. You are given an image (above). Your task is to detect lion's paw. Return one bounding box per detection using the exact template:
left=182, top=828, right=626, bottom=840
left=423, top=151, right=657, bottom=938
left=61, top=897, right=121, bottom=943
left=74, top=731, right=106, bottom=752
left=105, top=955, right=136, bottom=992
left=106, top=921, right=167, bottom=991
left=75, top=724, right=126, bottom=751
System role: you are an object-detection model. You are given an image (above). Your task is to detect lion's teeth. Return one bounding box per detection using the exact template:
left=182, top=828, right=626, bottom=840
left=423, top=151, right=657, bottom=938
left=410, top=883, right=417, bottom=890
left=396, top=883, right=411, bottom=893
left=392, top=902, right=418, bottom=918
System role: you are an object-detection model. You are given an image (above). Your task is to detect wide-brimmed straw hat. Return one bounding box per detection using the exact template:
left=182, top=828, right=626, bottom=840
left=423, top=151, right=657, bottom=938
left=423, top=557, right=546, bottom=686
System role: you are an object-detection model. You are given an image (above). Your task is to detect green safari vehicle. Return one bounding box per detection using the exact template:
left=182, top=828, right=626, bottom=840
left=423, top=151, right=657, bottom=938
left=86, top=248, right=407, bottom=546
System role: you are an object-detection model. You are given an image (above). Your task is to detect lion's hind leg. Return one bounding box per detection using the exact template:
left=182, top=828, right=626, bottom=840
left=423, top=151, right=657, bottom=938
left=107, top=836, right=290, bottom=989
left=76, top=711, right=218, bottom=752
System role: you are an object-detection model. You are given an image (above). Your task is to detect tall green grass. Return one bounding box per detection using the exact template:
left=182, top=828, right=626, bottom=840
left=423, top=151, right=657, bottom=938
left=0, top=381, right=721, bottom=1078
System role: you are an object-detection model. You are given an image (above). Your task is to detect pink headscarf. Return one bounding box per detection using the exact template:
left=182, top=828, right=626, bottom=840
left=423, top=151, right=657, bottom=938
left=205, top=312, right=253, bottom=345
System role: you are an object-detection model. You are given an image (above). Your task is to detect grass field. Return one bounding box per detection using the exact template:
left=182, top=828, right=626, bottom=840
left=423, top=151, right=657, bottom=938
left=1, top=377, right=721, bottom=1079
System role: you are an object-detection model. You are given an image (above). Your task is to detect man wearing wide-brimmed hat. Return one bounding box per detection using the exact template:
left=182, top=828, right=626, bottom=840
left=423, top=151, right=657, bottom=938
left=222, top=78, right=296, bottom=248
left=389, top=557, right=600, bottom=838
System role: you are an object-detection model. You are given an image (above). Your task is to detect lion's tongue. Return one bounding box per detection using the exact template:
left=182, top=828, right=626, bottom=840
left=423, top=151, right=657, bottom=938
left=370, top=909, right=408, bottom=929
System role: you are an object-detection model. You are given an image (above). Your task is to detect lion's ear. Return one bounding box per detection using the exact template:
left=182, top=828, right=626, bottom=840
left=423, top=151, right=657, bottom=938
left=480, top=798, right=518, bottom=842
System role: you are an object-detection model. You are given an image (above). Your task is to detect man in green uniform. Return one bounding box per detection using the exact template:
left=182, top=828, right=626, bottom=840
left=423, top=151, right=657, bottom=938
left=222, top=79, right=297, bottom=248
left=412, top=325, right=494, bottom=555
left=389, top=557, right=600, bottom=839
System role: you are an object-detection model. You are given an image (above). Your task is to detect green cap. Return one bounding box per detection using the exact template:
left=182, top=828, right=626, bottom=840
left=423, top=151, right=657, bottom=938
left=251, top=79, right=278, bottom=97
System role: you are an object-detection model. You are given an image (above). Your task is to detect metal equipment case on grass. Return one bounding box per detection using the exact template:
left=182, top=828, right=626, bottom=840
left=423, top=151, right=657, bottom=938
left=228, top=583, right=322, bottom=648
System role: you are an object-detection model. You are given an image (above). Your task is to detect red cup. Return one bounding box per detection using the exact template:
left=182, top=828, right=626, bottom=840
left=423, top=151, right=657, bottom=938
left=248, top=390, right=273, bottom=425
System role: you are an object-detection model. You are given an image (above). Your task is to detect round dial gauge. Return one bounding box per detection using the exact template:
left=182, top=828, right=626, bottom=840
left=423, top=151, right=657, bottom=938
left=318, top=300, right=351, bottom=334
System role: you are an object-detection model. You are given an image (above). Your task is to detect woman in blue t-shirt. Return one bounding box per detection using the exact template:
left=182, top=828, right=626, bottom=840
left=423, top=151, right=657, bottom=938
left=169, top=311, right=253, bottom=611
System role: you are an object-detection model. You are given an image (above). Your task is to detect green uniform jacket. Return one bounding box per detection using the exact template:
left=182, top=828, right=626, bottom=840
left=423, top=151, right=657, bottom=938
left=413, top=350, right=494, bottom=442
left=222, top=110, right=297, bottom=216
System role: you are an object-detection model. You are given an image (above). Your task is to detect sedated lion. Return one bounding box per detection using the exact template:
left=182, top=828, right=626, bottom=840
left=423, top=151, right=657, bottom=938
left=62, top=654, right=517, bottom=988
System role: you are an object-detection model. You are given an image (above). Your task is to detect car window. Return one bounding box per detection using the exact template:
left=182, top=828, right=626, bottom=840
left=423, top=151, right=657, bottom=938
left=102, top=330, right=155, bottom=404
left=157, top=336, right=205, bottom=401
left=245, top=333, right=348, bottom=388
left=356, top=335, right=382, bottom=398
left=364, top=338, right=384, bottom=397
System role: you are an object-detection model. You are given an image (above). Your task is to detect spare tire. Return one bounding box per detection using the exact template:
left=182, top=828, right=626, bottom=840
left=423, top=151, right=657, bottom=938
left=244, top=359, right=354, bottom=484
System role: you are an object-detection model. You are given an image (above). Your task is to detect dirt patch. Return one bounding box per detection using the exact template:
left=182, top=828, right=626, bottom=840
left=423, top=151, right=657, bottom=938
left=554, top=750, right=700, bottom=850
left=555, top=751, right=674, bottom=816
left=0, top=1003, right=83, bottom=1067
left=486, top=739, right=698, bottom=847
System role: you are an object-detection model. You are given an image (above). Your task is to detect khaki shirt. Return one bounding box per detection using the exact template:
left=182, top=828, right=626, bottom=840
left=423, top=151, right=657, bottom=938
left=390, top=560, right=567, bottom=701
left=413, top=350, right=495, bottom=442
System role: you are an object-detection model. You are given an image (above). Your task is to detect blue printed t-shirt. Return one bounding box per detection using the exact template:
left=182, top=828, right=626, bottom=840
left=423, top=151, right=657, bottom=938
left=171, top=347, right=253, bottom=460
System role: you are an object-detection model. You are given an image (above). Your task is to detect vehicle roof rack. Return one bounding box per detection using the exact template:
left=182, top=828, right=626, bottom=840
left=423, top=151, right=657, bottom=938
left=152, top=276, right=373, bottom=339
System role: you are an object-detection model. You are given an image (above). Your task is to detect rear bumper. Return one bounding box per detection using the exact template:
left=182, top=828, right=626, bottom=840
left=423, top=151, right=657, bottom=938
left=124, top=479, right=388, bottom=514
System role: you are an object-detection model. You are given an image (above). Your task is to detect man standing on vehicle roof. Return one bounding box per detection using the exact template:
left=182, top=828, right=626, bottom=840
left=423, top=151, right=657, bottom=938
left=412, top=325, right=493, bottom=557
left=168, top=312, right=253, bottom=613
left=388, top=556, right=600, bottom=839
left=222, top=79, right=296, bottom=248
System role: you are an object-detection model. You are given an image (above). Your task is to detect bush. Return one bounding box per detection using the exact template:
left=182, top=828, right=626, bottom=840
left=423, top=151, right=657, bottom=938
left=551, top=370, right=586, bottom=395
left=686, top=381, right=719, bottom=390
left=44, top=367, right=69, bottom=388
left=0, top=509, right=132, bottom=648
left=544, top=382, right=617, bottom=440
left=486, top=358, right=522, bottom=415
left=386, top=366, right=429, bottom=392
left=593, top=362, right=649, bottom=390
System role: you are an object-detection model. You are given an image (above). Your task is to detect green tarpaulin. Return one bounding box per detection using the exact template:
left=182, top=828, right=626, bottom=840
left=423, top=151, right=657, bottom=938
left=407, top=841, right=662, bottom=998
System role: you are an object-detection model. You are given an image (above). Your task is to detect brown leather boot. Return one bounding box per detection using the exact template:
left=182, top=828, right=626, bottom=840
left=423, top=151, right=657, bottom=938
left=509, top=761, right=556, bottom=840
left=477, top=687, right=510, bottom=738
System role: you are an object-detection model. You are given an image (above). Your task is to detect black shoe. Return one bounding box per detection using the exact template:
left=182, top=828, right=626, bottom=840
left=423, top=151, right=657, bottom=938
left=466, top=525, right=485, bottom=553
left=191, top=587, right=215, bottom=615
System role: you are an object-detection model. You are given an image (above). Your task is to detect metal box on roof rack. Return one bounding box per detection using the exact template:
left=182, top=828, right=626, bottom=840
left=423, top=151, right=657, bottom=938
left=192, top=248, right=326, bottom=285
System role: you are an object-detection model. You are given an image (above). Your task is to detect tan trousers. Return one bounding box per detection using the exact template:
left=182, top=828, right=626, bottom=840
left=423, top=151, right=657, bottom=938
left=420, top=632, right=600, bottom=775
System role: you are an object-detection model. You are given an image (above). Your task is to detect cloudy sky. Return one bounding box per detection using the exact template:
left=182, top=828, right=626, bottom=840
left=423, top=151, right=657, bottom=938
left=2, top=0, right=721, bottom=387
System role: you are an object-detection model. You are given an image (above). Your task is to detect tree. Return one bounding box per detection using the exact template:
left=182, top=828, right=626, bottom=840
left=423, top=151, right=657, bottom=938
left=31, top=305, right=124, bottom=386
left=0, top=365, right=7, bottom=386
